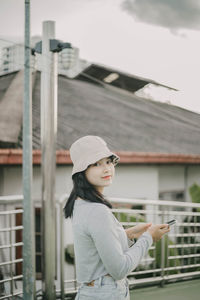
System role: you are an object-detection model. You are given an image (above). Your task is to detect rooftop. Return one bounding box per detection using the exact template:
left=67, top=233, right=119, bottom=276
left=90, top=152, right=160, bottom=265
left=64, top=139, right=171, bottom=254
left=0, top=65, right=200, bottom=159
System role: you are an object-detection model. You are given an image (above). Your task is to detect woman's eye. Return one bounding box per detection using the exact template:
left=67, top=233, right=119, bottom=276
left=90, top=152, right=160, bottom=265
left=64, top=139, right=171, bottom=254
left=107, top=160, right=112, bottom=164
left=93, top=162, right=100, bottom=166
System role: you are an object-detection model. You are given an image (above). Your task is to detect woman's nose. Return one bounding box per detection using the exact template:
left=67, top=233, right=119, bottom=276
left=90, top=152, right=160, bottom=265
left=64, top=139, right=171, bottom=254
left=103, top=163, right=111, bottom=172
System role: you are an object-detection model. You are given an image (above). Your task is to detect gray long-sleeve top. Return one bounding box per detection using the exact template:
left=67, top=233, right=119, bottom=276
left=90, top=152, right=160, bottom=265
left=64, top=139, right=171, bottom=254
left=72, top=198, right=153, bottom=283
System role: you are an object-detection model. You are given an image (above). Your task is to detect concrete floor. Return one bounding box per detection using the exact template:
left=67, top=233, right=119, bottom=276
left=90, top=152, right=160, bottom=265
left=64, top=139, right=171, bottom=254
left=130, top=279, right=200, bottom=300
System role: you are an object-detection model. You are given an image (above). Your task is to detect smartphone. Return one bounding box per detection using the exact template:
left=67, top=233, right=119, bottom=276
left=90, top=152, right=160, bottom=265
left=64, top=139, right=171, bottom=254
left=167, top=219, right=177, bottom=226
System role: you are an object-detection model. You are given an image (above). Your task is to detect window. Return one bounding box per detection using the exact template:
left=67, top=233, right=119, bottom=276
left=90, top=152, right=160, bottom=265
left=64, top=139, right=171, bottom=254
left=159, top=190, right=184, bottom=201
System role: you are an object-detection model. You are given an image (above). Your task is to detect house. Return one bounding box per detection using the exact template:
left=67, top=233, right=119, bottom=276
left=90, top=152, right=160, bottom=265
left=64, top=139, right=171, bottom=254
left=0, top=47, right=200, bottom=280
left=0, top=64, right=200, bottom=202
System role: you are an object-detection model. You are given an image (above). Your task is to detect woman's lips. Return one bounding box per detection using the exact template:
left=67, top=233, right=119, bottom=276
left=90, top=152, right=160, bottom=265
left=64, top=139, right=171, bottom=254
left=102, top=175, right=111, bottom=180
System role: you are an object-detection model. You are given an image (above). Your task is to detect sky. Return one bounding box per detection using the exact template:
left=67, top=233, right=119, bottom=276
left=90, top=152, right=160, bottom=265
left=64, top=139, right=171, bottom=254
left=0, top=0, right=200, bottom=113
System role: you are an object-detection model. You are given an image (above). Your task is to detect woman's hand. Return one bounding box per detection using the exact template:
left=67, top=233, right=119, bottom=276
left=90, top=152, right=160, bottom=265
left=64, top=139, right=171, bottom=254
left=147, top=224, right=170, bottom=242
left=125, top=223, right=152, bottom=240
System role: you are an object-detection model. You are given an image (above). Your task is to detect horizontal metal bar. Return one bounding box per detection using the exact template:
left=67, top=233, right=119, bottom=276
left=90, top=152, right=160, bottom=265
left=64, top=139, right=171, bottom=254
left=178, top=222, right=200, bottom=226
left=0, top=258, right=23, bottom=266
left=170, top=233, right=200, bottom=237
left=131, top=268, right=162, bottom=275
left=112, top=208, right=151, bottom=214
left=122, top=222, right=140, bottom=226
left=164, top=264, right=200, bottom=271
left=122, top=221, right=200, bottom=228
left=59, top=194, right=200, bottom=209
left=131, top=263, right=200, bottom=275
left=0, top=274, right=23, bottom=284
left=168, top=254, right=200, bottom=259
left=0, top=225, right=23, bottom=232
left=109, top=197, right=200, bottom=209
left=63, top=288, right=77, bottom=294
left=0, top=291, right=23, bottom=300
left=0, top=242, right=23, bottom=249
left=113, top=209, right=165, bottom=215
left=0, top=195, right=23, bottom=203
left=129, top=276, right=163, bottom=285
left=167, top=211, right=200, bottom=217
left=0, top=209, right=23, bottom=215
left=141, top=258, right=155, bottom=262
left=12, top=274, right=23, bottom=280
left=0, top=294, right=13, bottom=300
left=168, top=243, right=200, bottom=248
left=128, top=270, right=200, bottom=286
left=163, top=270, right=200, bottom=280
left=64, top=279, right=77, bottom=284
left=149, top=246, right=156, bottom=250
left=112, top=208, right=200, bottom=217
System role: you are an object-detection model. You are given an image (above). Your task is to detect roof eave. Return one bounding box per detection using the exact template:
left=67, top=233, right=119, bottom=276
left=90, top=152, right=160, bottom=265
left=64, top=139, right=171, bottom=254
left=0, top=149, right=200, bottom=165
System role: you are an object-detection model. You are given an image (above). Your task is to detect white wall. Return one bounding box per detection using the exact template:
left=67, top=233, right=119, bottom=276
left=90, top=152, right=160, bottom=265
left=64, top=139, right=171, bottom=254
left=2, top=166, right=22, bottom=195
left=159, top=165, right=185, bottom=193
left=105, top=165, right=159, bottom=200
left=1, top=164, right=159, bottom=200
left=158, top=165, right=200, bottom=202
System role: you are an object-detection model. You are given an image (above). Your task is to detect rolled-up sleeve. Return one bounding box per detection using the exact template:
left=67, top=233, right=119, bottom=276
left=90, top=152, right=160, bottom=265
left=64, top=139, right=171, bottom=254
left=87, top=205, right=153, bottom=280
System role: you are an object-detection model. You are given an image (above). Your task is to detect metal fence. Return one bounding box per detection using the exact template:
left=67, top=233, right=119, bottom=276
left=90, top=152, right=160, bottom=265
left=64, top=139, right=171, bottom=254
left=0, top=196, right=23, bottom=300
left=59, top=195, right=200, bottom=298
left=1, top=195, right=200, bottom=299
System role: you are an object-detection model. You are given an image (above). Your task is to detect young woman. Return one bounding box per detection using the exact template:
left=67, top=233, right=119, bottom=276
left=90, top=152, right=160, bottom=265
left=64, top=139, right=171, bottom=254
left=64, top=135, right=170, bottom=300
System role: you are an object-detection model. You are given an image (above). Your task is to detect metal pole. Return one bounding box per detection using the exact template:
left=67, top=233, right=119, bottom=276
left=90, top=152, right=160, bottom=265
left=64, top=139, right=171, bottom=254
left=60, top=203, right=64, bottom=300
left=23, top=0, right=35, bottom=299
left=160, top=208, right=165, bottom=287
left=41, top=21, right=57, bottom=300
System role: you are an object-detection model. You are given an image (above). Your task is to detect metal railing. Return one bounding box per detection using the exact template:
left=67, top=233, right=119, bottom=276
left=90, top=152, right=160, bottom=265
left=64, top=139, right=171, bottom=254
left=59, top=195, right=200, bottom=298
left=1, top=195, right=200, bottom=299
left=0, top=195, right=23, bottom=300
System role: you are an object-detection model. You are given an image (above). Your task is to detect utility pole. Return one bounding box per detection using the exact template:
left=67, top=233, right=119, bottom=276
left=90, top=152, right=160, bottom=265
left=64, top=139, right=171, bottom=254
left=23, top=0, right=35, bottom=299
left=40, top=21, right=57, bottom=300
left=32, top=21, right=73, bottom=299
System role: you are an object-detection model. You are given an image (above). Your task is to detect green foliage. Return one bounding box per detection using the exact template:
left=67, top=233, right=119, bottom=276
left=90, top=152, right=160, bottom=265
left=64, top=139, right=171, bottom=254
left=149, top=235, right=180, bottom=274
left=189, top=183, right=200, bottom=212
left=113, top=211, right=145, bottom=223
left=177, top=214, right=200, bottom=272
left=65, top=244, right=75, bottom=264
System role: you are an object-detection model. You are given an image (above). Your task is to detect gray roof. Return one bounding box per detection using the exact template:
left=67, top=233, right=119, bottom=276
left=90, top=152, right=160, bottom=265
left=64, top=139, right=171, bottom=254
left=0, top=71, right=23, bottom=144
left=0, top=69, right=200, bottom=154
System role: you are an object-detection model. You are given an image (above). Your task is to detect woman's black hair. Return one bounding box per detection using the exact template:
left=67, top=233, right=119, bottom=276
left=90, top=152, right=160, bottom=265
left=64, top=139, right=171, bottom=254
left=64, top=161, right=114, bottom=219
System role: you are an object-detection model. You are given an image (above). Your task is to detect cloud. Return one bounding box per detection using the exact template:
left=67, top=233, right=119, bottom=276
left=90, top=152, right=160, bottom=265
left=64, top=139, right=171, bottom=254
left=121, top=0, right=200, bottom=31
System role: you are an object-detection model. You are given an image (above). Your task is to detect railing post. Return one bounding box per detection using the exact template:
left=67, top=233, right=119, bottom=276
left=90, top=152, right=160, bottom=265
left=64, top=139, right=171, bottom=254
left=9, top=214, right=13, bottom=296
left=160, top=206, right=165, bottom=287
left=60, top=202, right=65, bottom=300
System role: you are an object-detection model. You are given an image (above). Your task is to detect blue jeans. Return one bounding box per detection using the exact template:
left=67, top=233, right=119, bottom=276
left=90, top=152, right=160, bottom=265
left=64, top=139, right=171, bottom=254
left=75, top=275, right=130, bottom=300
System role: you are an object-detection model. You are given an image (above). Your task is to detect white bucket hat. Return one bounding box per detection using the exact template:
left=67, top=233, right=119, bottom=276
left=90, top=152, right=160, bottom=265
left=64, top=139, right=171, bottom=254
left=70, top=135, right=120, bottom=176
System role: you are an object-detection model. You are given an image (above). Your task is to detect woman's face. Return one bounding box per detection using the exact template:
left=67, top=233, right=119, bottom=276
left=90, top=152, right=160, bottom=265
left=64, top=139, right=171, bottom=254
left=85, top=157, right=115, bottom=193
